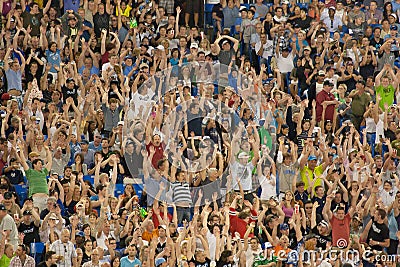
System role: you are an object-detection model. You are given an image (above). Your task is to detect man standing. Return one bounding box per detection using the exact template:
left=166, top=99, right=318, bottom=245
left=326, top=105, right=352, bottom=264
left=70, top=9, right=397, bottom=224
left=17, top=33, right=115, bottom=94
left=375, top=64, right=398, bottom=111
left=323, top=193, right=355, bottom=247
left=17, top=205, right=41, bottom=247
left=348, top=80, right=372, bottom=130
left=362, top=208, right=390, bottom=252
left=18, top=144, right=52, bottom=213
left=10, top=244, right=35, bottom=267
left=255, top=33, right=273, bottom=67
left=49, top=229, right=78, bottom=267
left=0, top=204, right=19, bottom=250
left=316, top=80, right=339, bottom=123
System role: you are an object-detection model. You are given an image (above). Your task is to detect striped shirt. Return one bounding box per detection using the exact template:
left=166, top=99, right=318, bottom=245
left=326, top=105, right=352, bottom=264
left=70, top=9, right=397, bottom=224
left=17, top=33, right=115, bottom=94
left=9, top=255, right=35, bottom=267
left=170, top=181, right=192, bottom=206
left=49, top=240, right=77, bottom=267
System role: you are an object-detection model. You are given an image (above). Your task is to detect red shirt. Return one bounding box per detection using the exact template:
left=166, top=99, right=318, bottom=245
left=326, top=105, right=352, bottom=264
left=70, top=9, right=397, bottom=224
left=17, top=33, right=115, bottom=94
left=316, top=89, right=336, bottom=122
left=229, top=208, right=258, bottom=238
left=146, top=142, right=165, bottom=169
left=330, top=213, right=351, bottom=247
left=152, top=210, right=172, bottom=228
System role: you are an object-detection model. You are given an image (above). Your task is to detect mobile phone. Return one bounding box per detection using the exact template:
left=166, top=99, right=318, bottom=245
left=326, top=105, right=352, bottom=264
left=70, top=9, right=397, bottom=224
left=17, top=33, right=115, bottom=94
left=294, top=204, right=299, bottom=214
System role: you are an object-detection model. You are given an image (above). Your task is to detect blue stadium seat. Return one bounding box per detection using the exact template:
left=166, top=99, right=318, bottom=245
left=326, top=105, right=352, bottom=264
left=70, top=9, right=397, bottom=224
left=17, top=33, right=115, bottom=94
left=265, top=2, right=273, bottom=10
left=133, top=183, right=143, bottom=199
left=297, top=3, right=309, bottom=9
left=240, top=4, right=250, bottom=10
left=115, top=183, right=125, bottom=197
left=370, top=24, right=382, bottom=29
left=30, top=242, right=45, bottom=265
left=83, top=175, right=94, bottom=185
left=14, top=184, right=28, bottom=206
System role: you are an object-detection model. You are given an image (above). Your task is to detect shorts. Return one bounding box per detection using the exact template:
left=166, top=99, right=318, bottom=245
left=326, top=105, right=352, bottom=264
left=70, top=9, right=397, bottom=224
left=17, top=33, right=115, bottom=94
left=186, top=0, right=201, bottom=14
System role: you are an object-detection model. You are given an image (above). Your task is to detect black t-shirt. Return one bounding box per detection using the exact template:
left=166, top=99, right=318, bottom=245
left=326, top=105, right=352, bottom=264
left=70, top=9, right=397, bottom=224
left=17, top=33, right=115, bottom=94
left=370, top=37, right=384, bottom=51
left=385, top=129, right=396, bottom=142
left=217, top=261, right=233, bottom=267
left=359, top=60, right=375, bottom=81
left=367, top=219, right=389, bottom=251
left=311, top=196, right=326, bottom=214
left=4, top=168, right=24, bottom=185
left=293, top=16, right=312, bottom=30
left=61, top=84, right=78, bottom=105
left=93, top=12, right=110, bottom=38
left=156, top=241, right=167, bottom=254
left=187, top=109, right=204, bottom=136
left=18, top=221, right=40, bottom=245
left=311, top=226, right=331, bottom=249
left=278, top=229, right=298, bottom=250
left=190, top=257, right=212, bottom=267
left=212, top=3, right=223, bottom=19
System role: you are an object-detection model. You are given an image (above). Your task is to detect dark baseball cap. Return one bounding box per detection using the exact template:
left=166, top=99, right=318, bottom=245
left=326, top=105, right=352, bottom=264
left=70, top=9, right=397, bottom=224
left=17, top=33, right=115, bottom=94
left=4, top=192, right=12, bottom=199
left=23, top=210, right=32, bottom=216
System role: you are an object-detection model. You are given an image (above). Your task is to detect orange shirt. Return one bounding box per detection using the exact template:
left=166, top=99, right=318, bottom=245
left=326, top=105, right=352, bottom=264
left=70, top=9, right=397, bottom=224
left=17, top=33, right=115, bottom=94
left=142, top=229, right=159, bottom=242
left=274, top=245, right=291, bottom=258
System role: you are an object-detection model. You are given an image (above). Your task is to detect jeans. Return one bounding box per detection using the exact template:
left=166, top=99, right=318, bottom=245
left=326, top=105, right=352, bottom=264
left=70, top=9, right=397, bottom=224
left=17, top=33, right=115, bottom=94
left=366, top=132, right=376, bottom=156
left=176, top=207, right=191, bottom=224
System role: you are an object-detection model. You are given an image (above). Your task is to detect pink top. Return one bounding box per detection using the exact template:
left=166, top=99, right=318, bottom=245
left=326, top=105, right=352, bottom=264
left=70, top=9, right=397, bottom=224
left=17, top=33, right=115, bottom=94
left=282, top=204, right=294, bottom=218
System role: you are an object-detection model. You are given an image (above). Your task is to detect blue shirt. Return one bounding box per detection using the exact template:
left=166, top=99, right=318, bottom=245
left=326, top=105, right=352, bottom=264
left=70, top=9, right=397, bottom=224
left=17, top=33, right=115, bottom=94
left=89, top=195, right=100, bottom=215
left=223, top=6, right=239, bottom=28
left=5, top=69, right=22, bottom=92
left=64, top=0, right=80, bottom=12
left=120, top=256, right=141, bottom=267
left=88, top=142, right=102, bottom=152
left=393, top=0, right=400, bottom=12
left=78, top=66, right=100, bottom=76
left=46, top=49, right=61, bottom=72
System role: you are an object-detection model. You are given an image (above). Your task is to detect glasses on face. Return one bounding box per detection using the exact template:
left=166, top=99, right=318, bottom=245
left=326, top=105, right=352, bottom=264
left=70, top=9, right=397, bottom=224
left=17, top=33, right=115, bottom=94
left=109, top=242, right=116, bottom=245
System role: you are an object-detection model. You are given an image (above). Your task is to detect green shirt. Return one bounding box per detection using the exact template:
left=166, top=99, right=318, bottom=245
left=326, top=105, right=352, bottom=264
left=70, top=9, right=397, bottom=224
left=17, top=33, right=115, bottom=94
left=259, top=128, right=272, bottom=149
left=26, top=168, right=49, bottom=197
left=376, top=84, right=395, bottom=111
left=0, top=254, right=11, bottom=267
left=252, top=253, right=277, bottom=267
left=350, top=90, right=371, bottom=116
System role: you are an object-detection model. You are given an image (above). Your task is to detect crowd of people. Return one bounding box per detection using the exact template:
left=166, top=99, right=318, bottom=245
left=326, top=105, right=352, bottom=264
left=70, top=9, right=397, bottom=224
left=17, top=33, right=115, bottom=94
left=0, top=0, right=399, bottom=266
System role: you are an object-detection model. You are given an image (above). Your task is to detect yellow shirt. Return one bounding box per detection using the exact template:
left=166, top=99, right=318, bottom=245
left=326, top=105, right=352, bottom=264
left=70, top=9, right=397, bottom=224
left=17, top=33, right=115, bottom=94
left=300, top=164, right=324, bottom=191
left=116, top=5, right=132, bottom=17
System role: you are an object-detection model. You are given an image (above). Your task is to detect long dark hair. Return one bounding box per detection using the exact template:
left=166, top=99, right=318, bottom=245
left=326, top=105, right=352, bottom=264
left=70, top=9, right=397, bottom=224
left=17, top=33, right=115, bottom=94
left=220, top=250, right=233, bottom=263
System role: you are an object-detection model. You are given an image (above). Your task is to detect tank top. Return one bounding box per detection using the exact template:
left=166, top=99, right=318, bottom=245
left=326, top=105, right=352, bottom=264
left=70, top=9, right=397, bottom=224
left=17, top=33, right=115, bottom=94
left=365, top=117, right=376, bottom=133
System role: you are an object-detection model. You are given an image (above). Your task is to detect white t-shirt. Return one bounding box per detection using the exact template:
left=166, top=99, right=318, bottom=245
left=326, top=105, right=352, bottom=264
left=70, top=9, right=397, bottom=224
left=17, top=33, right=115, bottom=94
left=255, top=40, right=274, bottom=59
left=231, top=161, right=254, bottom=191
left=206, top=230, right=217, bottom=261
left=245, top=247, right=262, bottom=267
left=276, top=53, right=294, bottom=74
left=0, top=214, right=19, bottom=250
left=258, top=174, right=276, bottom=200
left=131, top=90, right=155, bottom=116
